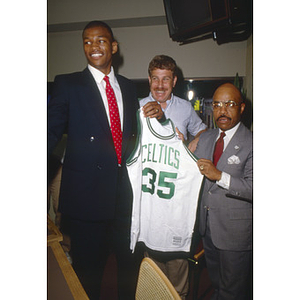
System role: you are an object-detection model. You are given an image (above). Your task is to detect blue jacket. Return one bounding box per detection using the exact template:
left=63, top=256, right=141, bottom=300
left=48, top=68, right=138, bottom=221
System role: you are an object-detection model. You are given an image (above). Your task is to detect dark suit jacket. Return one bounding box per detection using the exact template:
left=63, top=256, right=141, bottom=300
left=48, top=68, right=139, bottom=221
left=194, top=123, right=253, bottom=251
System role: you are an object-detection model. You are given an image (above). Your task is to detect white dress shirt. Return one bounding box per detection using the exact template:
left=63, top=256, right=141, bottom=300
left=88, top=65, right=124, bottom=130
left=216, top=122, right=241, bottom=189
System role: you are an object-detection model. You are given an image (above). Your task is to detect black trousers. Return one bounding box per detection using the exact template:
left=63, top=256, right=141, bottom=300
left=203, top=216, right=252, bottom=300
left=64, top=216, right=140, bottom=300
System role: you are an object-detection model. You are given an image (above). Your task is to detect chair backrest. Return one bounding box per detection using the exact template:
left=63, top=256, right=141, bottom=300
left=135, top=257, right=181, bottom=300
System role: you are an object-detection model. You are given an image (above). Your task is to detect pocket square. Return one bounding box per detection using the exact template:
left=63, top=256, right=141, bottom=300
left=228, top=155, right=240, bottom=164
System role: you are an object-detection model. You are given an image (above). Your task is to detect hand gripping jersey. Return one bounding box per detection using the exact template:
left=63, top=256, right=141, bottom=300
left=126, top=109, right=203, bottom=252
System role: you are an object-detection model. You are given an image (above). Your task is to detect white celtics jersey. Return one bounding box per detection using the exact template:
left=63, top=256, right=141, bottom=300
left=126, top=109, right=203, bottom=252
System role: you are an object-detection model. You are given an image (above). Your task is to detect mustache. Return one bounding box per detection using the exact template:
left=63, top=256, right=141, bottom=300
left=217, top=114, right=232, bottom=121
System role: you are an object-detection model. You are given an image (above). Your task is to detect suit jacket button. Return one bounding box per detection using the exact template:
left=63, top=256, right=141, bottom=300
left=90, top=136, right=95, bottom=142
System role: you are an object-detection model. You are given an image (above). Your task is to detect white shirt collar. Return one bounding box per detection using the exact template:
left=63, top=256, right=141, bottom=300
left=218, top=122, right=241, bottom=150
left=219, top=122, right=241, bottom=139
left=88, top=64, right=116, bottom=84
left=220, top=122, right=240, bottom=139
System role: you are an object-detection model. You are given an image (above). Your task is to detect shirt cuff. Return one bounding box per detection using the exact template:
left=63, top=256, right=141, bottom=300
left=216, top=172, right=230, bottom=190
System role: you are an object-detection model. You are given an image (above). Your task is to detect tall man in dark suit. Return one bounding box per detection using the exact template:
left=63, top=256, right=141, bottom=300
left=48, top=21, right=163, bottom=300
left=194, top=83, right=252, bottom=300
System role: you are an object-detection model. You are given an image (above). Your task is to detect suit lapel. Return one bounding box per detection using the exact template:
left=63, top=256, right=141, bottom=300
left=81, top=68, right=113, bottom=141
left=201, top=129, right=219, bottom=161
left=204, top=130, right=220, bottom=190
left=82, top=70, right=136, bottom=161
left=116, top=75, right=134, bottom=156
left=215, top=123, right=246, bottom=171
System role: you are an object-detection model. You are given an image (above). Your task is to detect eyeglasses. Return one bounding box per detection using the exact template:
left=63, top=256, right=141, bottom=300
left=212, top=100, right=241, bottom=110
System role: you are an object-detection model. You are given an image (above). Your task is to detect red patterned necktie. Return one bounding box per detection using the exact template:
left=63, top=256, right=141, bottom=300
left=104, top=75, right=122, bottom=165
left=213, top=131, right=226, bottom=166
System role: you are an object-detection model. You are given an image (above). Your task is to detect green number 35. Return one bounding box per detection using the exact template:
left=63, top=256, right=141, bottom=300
left=142, top=167, right=178, bottom=200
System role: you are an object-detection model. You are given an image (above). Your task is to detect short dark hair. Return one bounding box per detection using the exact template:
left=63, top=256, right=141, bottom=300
left=148, top=55, right=177, bottom=77
left=82, top=20, right=115, bottom=42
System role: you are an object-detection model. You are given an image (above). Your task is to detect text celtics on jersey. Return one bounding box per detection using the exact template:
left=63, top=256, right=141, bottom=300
left=141, top=143, right=180, bottom=170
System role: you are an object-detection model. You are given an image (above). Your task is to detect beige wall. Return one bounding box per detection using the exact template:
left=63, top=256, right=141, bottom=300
left=48, top=26, right=249, bottom=80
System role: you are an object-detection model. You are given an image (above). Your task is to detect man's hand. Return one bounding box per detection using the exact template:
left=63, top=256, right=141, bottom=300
left=142, top=102, right=164, bottom=119
left=175, top=127, right=185, bottom=141
left=188, top=129, right=206, bottom=153
left=197, top=158, right=222, bottom=181
left=188, top=137, right=199, bottom=153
